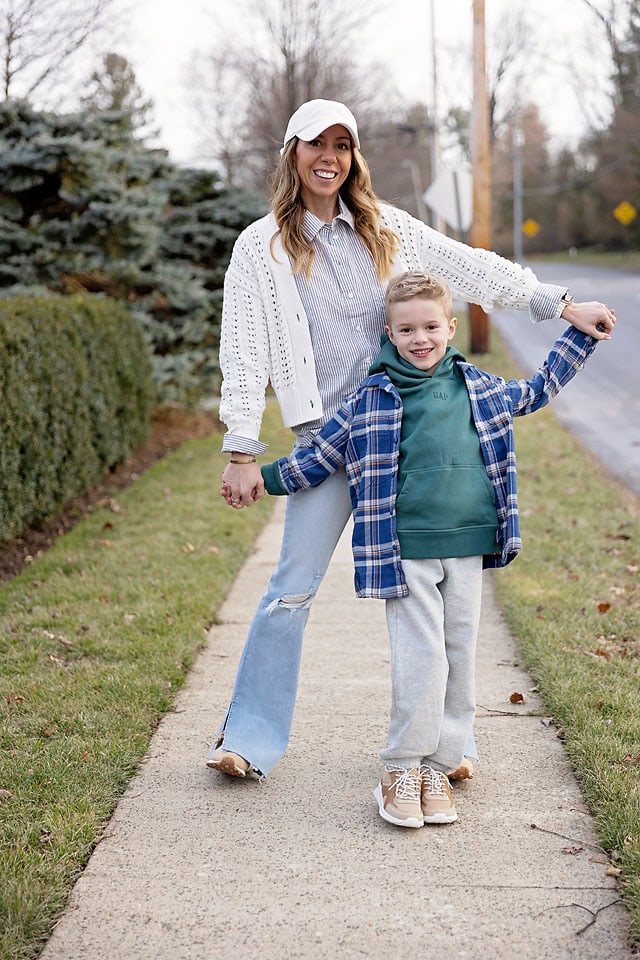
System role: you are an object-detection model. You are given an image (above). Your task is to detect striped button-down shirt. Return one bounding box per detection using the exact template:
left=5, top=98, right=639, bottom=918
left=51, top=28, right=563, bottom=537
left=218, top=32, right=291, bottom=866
left=292, top=201, right=386, bottom=442
left=270, top=327, right=597, bottom=598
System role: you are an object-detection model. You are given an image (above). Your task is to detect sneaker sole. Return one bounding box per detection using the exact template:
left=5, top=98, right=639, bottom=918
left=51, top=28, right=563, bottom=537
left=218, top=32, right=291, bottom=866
left=373, top=784, right=423, bottom=829
left=423, top=810, right=458, bottom=824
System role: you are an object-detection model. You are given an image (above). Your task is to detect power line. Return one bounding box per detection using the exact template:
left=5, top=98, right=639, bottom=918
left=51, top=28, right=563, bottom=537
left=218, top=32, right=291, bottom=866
left=521, top=154, right=632, bottom=197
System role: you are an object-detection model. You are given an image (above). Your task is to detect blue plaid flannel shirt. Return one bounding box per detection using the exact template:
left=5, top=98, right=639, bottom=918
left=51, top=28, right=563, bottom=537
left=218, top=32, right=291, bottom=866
left=274, top=326, right=597, bottom=598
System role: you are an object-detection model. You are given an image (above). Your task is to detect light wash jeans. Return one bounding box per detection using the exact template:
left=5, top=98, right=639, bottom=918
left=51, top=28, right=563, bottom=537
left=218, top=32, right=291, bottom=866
left=211, top=467, right=353, bottom=776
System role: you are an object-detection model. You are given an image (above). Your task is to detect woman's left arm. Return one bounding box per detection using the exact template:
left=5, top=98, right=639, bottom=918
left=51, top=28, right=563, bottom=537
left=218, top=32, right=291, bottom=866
left=395, top=208, right=616, bottom=340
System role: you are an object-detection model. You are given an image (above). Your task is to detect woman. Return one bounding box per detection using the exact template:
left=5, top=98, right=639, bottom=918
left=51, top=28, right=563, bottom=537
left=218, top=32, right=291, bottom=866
left=208, top=98, right=615, bottom=780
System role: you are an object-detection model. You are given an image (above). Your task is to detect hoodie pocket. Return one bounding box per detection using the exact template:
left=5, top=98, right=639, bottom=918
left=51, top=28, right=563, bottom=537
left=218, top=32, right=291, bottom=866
left=396, top=464, right=497, bottom=532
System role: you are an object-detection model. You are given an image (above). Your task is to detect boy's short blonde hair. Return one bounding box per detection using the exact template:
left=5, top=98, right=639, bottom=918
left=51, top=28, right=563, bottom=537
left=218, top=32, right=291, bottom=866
left=385, top=271, right=454, bottom=321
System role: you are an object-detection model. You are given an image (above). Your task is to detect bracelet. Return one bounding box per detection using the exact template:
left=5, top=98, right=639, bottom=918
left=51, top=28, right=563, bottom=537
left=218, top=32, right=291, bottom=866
left=229, top=456, right=257, bottom=464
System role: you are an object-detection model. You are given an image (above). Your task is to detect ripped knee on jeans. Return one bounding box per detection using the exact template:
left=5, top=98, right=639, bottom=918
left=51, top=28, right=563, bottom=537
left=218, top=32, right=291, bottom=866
left=266, top=591, right=315, bottom=614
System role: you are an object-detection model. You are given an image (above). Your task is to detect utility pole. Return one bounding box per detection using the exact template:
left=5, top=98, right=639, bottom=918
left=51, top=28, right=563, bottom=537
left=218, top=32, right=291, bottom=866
left=512, top=126, right=524, bottom=263
left=469, top=0, right=491, bottom=354
left=427, top=0, right=445, bottom=232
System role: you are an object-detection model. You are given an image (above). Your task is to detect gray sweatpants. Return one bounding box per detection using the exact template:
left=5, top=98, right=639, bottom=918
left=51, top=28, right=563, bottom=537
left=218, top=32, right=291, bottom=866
left=380, top=556, right=483, bottom=773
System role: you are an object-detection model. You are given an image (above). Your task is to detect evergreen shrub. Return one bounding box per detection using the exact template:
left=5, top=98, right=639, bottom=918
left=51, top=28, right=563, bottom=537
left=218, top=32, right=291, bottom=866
left=0, top=295, right=153, bottom=542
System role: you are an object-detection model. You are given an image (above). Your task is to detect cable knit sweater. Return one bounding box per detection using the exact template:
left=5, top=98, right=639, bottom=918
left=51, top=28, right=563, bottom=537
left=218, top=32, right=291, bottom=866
left=219, top=204, right=565, bottom=446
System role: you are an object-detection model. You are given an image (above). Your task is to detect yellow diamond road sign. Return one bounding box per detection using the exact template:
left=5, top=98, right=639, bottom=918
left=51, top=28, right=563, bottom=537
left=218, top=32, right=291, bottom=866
left=614, top=201, right=637, bottom=226
left=522, top=218, right=540, bottom=237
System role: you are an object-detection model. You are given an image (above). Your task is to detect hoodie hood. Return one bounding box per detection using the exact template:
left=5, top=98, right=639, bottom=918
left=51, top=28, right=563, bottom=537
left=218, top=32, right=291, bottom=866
left=368, top=335, right=466, bottom=387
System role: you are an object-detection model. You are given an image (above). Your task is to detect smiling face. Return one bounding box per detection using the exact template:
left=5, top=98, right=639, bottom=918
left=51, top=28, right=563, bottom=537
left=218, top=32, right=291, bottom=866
left=294, top=124, right=353, bottom=220
left=386, top=297, right=457, bottom=374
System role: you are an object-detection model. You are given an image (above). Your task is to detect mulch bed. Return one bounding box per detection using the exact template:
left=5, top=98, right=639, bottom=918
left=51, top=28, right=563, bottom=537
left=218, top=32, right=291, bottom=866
left=0, top=407, right=220, bottom=587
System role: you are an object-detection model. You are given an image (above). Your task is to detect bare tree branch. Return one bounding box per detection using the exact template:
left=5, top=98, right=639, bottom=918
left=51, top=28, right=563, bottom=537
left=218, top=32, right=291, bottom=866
left=0, top=0, right=121, bottom=101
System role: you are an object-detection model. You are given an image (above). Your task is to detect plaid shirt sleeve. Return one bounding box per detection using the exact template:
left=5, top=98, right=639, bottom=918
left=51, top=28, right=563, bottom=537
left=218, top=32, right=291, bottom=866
left=274, top=394, right=357, bottom=492
left=505, top=326, right=597, bottom=417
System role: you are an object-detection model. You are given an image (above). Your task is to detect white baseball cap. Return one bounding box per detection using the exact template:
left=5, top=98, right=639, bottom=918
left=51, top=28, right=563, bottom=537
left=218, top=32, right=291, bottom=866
left=282, top=99, right=360, bottom=151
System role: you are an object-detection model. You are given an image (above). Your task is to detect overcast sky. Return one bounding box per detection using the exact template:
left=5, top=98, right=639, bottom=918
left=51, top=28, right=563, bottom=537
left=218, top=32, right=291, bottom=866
left=115, top=0, right=612, bottom=166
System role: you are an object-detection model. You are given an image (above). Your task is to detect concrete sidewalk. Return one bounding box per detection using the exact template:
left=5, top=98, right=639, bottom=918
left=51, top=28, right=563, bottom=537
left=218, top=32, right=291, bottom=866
left=42, top=501, right=631, bottom=959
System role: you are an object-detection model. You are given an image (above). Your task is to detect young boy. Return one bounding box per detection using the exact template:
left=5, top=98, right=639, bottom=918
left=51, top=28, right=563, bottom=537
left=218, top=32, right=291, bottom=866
left=253, top=271, right=598, bottom=829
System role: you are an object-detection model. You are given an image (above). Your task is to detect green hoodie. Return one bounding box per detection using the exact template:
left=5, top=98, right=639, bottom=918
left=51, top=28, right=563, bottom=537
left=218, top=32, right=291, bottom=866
left=369, top=338, right=499, bottom=560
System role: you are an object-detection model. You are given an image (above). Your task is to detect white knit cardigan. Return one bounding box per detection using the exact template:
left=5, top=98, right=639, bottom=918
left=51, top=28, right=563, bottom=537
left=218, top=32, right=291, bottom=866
left=219, top=203, right=542, bottom=444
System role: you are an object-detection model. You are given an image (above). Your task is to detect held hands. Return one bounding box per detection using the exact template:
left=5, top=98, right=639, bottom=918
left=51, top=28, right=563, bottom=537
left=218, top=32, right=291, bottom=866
left=562, top=300, right=616, bottom=340
left=221, top=461, right=265, bottom=509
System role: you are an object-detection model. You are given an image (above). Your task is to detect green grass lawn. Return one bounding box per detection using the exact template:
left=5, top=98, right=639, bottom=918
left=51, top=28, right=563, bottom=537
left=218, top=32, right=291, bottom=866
left=0, top=401, right=292, bottom=960
left=465, top=317, right=640, bottom=945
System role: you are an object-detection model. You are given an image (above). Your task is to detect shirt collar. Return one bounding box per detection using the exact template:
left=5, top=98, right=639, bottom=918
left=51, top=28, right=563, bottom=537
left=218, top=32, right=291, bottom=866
left=301, top=195, right=354, bottom=242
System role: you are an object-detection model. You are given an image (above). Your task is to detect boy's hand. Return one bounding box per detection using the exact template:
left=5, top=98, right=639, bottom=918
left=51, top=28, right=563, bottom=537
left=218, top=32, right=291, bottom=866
left=562, top=300, right=616, bottom=340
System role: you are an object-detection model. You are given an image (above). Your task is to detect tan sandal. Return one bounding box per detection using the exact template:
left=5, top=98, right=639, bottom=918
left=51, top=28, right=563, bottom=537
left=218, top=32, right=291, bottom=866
left=206, top=746, right=251, bottom=777
left=447, top=758, right=474, bottom=781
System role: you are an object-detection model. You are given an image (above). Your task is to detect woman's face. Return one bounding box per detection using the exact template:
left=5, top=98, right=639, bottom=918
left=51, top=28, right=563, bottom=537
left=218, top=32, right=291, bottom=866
left=294, top=124, right=352, bottom=216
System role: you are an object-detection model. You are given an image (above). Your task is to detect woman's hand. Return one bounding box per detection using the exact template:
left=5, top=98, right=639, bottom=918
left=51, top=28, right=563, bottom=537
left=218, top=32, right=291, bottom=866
left=220, top=461, right=265, bottom=509
left=562, top=300, right=616, bottom=340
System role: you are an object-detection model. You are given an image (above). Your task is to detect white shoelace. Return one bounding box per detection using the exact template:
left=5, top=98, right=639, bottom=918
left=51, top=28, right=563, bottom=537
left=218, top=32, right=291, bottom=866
left=420, top=765, right=450, bottom=796
left=387, top=767, right=421, bottom=802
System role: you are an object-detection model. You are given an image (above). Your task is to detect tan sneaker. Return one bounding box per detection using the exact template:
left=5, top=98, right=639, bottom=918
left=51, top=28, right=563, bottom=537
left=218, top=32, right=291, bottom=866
left=207, top=746, right=251, bottom=777
left=419, top=765, right=458, bottom=824
left=374, top=766, right=423, bottom=828
left=447, top=758, right=474, bottom=781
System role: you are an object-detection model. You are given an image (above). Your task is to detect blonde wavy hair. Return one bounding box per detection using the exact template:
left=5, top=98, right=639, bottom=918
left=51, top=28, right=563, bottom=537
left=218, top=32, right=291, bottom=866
left=269, top=137, right=398, bottom=281
left=385, top=272, right=454, bottom=320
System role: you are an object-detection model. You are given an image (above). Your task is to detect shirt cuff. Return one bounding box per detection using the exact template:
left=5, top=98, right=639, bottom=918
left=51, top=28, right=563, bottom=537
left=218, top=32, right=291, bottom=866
left=528, top=283, right=569, bottom=322
left=221, top=433, right=268, bottom=455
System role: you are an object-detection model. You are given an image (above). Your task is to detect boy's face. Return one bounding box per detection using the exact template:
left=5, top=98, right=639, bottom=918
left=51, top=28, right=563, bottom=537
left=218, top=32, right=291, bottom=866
left=386, top=297, right=457, bottom=374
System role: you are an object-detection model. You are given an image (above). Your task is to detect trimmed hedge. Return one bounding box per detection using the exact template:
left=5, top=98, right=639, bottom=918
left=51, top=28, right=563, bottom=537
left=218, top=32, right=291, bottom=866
left=0, top=295, right=154, bottom=542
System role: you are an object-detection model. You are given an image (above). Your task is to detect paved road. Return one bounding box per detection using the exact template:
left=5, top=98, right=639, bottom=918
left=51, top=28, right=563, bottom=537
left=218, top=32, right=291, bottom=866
left=491, top=260, right=640, bottom=496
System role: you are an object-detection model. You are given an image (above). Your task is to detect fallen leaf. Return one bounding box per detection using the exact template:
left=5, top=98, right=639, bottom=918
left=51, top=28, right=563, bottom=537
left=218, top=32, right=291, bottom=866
left=510, top=691, right=525, bottom=704
left=6, top=694, right=24, bottom=704
left=562, top=846, right=584, bottom=855
left=181, top=542, right=195, bottom=554
left=594, top=648, right=611, bottom=659
left=597, top=602, right=611, bottom=613
left=48, top=654, right=68, bottom=666
left=605, top=865, right=622, bottom=877
left=606, top=532, right=631, bottom=541
left=627, top=564, right=638, bottom=575
left=39, top=830, right=53, bottom=844
left=0, top=789, right=13, bottom=800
